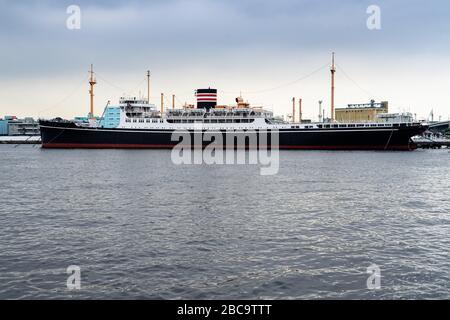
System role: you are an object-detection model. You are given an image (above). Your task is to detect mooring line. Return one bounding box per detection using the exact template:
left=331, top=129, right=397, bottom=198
left=384, top=129, right=394, bottom=150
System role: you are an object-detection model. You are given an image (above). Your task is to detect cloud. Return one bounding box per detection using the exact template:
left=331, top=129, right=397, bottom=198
left=3, top=0, right=449, bottom=78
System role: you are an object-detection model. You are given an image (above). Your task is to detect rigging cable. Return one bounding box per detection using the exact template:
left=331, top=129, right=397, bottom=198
left=37, top=75, right=88, bottom=115
left=220, top=62, right=330, bottom=95
left=335, top=63, right=377, bottom=99
left=95, top=72, right=127, bottom=93
left=127, top=78, right=147, bottom=97
left=175, top=95, right=187, bottom=108
left=96, top=73, right=154, bottom=99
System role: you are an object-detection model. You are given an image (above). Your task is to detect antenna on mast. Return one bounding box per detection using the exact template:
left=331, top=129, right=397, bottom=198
left=330, top=52, right=336, bottom=122
left=89, top=64, right=97, bottom=118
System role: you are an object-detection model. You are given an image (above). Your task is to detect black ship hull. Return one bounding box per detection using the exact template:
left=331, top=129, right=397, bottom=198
left=39, top=121, right=426, bottom=151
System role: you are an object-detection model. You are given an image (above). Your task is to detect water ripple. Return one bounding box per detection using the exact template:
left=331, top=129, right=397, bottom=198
left=0, top=146, right=449, bottom=299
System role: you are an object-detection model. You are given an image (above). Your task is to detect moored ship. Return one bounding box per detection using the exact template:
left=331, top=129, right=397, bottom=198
left=39, top=103, right=425, bottom=150
left=39, top=56, right=427, bottom=150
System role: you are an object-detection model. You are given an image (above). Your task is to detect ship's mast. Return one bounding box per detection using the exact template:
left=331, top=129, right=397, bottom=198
left=319, top=100, right=323, bottom=123
left=299, top=98, right=302, bottom=123
left=89, top=64, right=96, bottom=118
left=147, top=70, right=151, bottom=104
left=292, top=97, right=296, bottom=123
left=330, top=52, right=336, bottom=122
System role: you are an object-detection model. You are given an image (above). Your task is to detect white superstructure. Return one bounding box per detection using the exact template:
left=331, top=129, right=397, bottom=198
left=113, top=96, right=419, bottom=132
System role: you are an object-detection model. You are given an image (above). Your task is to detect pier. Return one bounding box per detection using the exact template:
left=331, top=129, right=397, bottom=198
left=413, top=136, right=450, bottom=149
left=415, top=120, right=450, bottom=148
left=0, top=136, right=41, bottom=144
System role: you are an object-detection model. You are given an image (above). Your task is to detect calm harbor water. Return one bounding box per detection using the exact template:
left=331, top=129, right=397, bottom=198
left=0, top=145, right=449, bottom=299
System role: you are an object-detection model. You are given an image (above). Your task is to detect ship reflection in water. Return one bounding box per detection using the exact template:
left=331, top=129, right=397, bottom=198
left=0, top=146, right=449, bottom=299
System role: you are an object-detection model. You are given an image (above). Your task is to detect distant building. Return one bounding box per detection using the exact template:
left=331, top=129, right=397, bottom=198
left=73, top=116, right=101, bottom=125
left=74, top=116, right=90, bottom=122
left=0, top=116, right=40, bottom=136
left=335, top=100, right=388, bottom=123
left=0, top=116, right=18, bottom=135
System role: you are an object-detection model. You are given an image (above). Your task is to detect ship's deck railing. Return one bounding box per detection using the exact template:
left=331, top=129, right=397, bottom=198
left=166, top=118, right=258, bottom=124
left=166, top=108, right=272, bottom=118
left=309, top=122, right=422, bottom=128
left=166, top=115, right=266, bottom=119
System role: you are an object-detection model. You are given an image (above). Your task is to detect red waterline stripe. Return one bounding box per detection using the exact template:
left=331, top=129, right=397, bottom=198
left=43, top=143, right=175, bottom=149
left=280, top=145, right=413, bottom=150
left=42, top=143, right=414, bottom=150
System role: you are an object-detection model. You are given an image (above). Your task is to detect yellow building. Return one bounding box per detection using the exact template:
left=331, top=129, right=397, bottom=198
left=335, top=100, right=388, bottom=123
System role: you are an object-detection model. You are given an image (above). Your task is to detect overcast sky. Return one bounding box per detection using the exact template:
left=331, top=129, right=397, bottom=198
left=1, top=0, right=449, bottom=120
